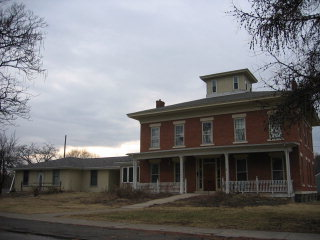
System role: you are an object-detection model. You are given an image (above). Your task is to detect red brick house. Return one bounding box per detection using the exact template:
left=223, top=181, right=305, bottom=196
left=127, top=69, right=318, bottom=199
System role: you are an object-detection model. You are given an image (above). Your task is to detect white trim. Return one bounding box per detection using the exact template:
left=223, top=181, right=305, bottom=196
left=233, top=141, right=248, bottom=144
left=174, top=123, right=185, bottom=147
left=233, top=117, right=246, bottom=142
left=212, top=79, right=217, bottom=93
left=150, top=126, right=160, bottom=149
left=149, top=123, right=161, bottom=127
left=201, top=120, right=213, bottom=145
left=200, top=117, right=214, bottom=122
left=200, top=143, right=215, bottom=147
left=173, top=120, right=186, bottom=125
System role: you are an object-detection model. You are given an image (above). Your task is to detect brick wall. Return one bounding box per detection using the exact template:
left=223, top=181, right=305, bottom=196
left=140, top=109, right=301, bottom=152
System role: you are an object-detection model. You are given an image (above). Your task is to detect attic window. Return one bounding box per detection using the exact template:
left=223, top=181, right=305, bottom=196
left=233, top=76, right=239, bottom=90
left=212, top=80, right=217, bottom=93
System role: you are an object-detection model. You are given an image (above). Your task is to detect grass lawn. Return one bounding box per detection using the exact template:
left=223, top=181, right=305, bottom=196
left=70, top=194, right=320, bottom=234
left=0, top=190, right=171, bottom=214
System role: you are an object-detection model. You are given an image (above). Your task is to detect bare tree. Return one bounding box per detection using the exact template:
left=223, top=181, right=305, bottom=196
left=17, top=143, right=58, bottom=164
left=231, top=0, right=320, bottom=126
left=0, top=1, right=46, bottom=125
left=65, top=149, right=98, bottom=158
left=0, top=131, right=18, bottom=194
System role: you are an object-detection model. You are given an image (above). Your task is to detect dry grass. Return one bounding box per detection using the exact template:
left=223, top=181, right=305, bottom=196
left=0, top=190, right=171, bottom=214
left=73, top=202, right=320, bottom=233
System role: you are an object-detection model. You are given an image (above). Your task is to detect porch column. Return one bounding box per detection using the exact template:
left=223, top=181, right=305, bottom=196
left=224, top=153, right=230, bottom=194
left=284, top=149, right=293, bottom=197
left=179, top=156, right=184, bottom=194
left=133, top=159, right=137, bottom=189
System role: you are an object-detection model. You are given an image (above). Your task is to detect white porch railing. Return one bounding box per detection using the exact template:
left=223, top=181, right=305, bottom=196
left=136, top=180, right=186, bottom=193
left=222, top=177, right=291, bottom=194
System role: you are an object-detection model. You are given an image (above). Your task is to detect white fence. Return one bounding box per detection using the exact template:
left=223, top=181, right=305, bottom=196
left=136, top=180, right=186, bottom=193
left=222, top=178, right=290, bottom=194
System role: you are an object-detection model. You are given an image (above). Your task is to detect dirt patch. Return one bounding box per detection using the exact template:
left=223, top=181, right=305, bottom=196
left=160, top=191, right=291, bottom=208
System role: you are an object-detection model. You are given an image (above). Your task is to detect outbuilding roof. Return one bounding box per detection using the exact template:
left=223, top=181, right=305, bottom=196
left=13, top=156, right=132, bottom=171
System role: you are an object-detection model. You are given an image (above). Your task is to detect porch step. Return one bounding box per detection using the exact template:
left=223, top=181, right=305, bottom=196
left=122, top=193, right=200, bottom=209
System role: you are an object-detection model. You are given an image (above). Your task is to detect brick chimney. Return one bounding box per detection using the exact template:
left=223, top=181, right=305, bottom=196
left=156, top=99, right=165, bottom=108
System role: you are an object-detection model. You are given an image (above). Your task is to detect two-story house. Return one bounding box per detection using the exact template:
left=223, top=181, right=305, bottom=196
left=127, top=69, right=318, bottom=199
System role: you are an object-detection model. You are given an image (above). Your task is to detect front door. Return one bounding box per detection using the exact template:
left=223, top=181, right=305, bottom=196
left=203, top=159, right=216, bottom=191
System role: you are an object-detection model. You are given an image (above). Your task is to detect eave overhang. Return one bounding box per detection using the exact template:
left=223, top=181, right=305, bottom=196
left=127, top=142, right=299, bottom=161
left=200, top=68, right=258, bottom=83
left=12, top=166, right=120, bottom=171
left=127, top=94, right=281, bottom=122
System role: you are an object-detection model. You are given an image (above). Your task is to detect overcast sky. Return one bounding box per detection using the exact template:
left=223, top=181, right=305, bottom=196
left=7, top=0, right=320, bottom=156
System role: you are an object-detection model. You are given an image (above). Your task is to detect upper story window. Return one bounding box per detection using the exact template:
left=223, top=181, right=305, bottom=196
left=233, top=114, right=246, bottom=142
left=174, top=121, right=185, bottom=147
left=233, top=76, right=239, bottom=90
left=150, top=123, right=161, bottom=149
left=212, top=80, right=217, bottom=93
left=201, top=117, right=214, bottom=145
left=269, top=118, right=283, bottom=140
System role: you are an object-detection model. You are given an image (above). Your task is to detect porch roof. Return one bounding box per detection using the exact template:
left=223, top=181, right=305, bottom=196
left=127, top=142, right=299, bottom=160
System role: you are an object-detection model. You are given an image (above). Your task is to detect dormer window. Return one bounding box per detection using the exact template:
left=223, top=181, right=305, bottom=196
left=233, top=76, right=239, bottom=90
left=212, top=80, right=217, bottom=93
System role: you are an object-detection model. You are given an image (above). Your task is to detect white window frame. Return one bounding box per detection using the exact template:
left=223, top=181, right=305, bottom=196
left=212, top=79, right=217, bottom=93
left=233, top=76, right=239, bottom=90
left=150, top=123, right=160, bottom=149
left=201, top=118, right=213, bottom=145
left=173, top=121, right=185, bottom=147
left=122, top=166, right=140, bottom=183
left=233, top=115, right=247, bottom=143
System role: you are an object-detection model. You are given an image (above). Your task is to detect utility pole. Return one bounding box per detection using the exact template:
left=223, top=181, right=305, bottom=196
left=63, top=135, right=67, bottom=158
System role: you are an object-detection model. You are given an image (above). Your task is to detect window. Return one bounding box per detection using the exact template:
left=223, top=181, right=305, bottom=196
left=150, top=163, right=159, bottom=183
left=212, top=80, right=217, bottom=93
left=234, top=118, right=246, bottom=142
left=122, top=167, right=139, bottom=183
left=23, top=170, right=29, bottom=185
left=202, top=121, right=213, bottom=144
left=236, top=159, right=248, bottom=181
left=272, top=157, right=285, bottom=180
left=52, top=170, right=60, bottom=186
left=174, top=162, right=180, bottom=182
left=233, top=76, right=239, bottom=90
left=90, top=170, right=98, bottom=186
left=150, top=126, right=160, bottom=148
left=129, top=167, right=133, bottom=182
left=269, top=116, right=283, bottom=140
left=122, top=167, right=128, bottom=182
left=174, top=124, right=184, bottom=146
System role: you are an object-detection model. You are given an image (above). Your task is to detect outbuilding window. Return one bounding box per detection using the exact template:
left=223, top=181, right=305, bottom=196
left=90, top=170, right=98, bottom=186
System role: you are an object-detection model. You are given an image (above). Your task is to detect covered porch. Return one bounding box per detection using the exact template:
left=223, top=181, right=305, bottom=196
left=129, top=142, right=297, bottom=197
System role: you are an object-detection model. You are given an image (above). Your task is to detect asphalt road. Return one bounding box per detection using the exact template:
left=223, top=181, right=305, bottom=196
left=0, top=216, right=217, bottom=240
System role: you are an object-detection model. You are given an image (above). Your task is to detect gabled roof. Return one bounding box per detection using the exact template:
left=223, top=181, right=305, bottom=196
left=13, top=156, right=132, bottom=171
left=128, top=91, right=281, bottom=120
left=200, top=68, right=258, bottom=83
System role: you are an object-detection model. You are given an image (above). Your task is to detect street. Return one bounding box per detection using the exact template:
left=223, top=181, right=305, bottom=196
left=0, top=216, right=217, bottom=240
